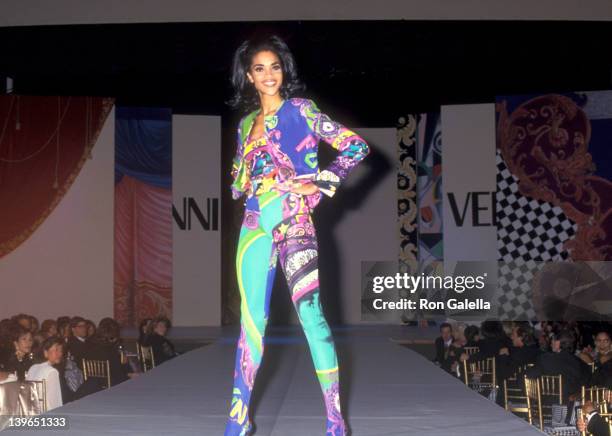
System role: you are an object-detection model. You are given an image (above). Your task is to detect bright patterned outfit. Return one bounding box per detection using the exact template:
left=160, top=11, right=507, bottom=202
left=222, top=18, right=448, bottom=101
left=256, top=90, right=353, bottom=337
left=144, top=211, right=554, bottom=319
left=225, top=98, right=369, bottom=436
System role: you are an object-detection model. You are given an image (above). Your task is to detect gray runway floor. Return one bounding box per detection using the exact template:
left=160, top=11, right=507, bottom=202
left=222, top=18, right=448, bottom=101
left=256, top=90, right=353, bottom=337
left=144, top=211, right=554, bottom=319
left=3, top=327, right=544, bottom=435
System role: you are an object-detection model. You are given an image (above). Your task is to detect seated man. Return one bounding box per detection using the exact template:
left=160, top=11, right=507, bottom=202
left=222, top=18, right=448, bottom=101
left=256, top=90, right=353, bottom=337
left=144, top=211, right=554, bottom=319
left=577, top=401, right=611, bottom=436
left=66, top=317, right=91, bottom=371
left=433, top=322, right=456, bottom=373
left=527, top=329, right=591, bottom=401
left=497, top=324, right=540, bottom=382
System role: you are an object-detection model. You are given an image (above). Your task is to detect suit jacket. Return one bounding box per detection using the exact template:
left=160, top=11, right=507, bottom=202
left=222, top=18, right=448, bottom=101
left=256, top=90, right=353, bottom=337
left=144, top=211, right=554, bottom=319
left=86, top=340, right=129, bottom=386
left=587, top=412, right=611, bottom=436
left=591, top=359, right=612, bottom=388
left=231, top=98, right=369, bottom=207
left=527, top=351, right=591, bottom=399
left=434, top=337, right=456, bottom=372
left=497, top=344, right=540, bottom=381
left=468, top=337, right=510, bottom=363
left=66, top=336, right=91, bottom=371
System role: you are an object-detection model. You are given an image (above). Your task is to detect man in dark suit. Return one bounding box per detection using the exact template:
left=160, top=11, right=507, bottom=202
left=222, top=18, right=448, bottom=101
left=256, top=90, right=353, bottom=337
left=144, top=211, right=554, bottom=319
left=498, top=324, right=540, bottom=381
left=433, top=322, right=456, bottom=373
left=66, top=317, right=91, bottom=371
left=527, top=329, right=591, bottom=401
left=577, top=401, right=611, bottom=436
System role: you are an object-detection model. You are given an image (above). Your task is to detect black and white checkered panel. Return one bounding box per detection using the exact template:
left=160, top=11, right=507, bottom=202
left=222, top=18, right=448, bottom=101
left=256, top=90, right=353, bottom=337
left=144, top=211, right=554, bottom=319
left=496, top=150, right=576, bottom=320
left=496, top=150, right=576, bottom=263
left=497, top=259, right=542, bottom=320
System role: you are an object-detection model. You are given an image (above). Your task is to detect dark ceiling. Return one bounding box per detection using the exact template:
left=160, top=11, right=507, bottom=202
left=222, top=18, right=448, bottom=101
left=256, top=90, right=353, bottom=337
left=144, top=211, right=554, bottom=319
left=1, top=20, right=611, bottom=126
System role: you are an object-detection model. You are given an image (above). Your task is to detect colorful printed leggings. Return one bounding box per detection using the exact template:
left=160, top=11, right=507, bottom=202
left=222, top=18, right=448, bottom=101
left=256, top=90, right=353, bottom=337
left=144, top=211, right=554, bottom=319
left=225, top=191, right=344, bottom=436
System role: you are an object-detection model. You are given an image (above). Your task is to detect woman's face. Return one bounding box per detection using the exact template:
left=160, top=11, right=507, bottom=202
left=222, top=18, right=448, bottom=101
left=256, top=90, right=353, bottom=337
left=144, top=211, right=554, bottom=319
left=46, top=324, right=58, bottom=337
left=247, top=50, right=283, bottom=99
left=14, top=332, right=33, bottom=355
left=154, top=322, right=168, bottom=337
left=45, top=343, right=64, bottom=365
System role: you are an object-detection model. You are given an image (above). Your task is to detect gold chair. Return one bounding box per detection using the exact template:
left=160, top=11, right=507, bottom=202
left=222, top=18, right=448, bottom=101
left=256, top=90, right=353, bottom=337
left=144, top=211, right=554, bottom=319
left=0, top=380, right=46, bottom=422
left=538, top=374, right=563, bottom=426
left=504, top=375, right=528, bottom=417
left=30, top=380, right=47, bottom=414
left=463, top=346, right=479, bottom=356
left=503, top=363, right=538, bottom=417
left=82, top=359, right=111, bottom=389
left=136, top=343, right=155, bottom=372
left=582, top=386, right=610, bottom=405
left=463, top=357, right=496, bottom=397
left=524, top=375, right=544, bottom=430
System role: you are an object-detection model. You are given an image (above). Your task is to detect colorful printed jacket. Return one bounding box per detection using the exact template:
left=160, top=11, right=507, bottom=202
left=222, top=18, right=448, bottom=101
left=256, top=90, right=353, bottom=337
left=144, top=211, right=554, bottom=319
left=230, top=98, right=369, bottom=207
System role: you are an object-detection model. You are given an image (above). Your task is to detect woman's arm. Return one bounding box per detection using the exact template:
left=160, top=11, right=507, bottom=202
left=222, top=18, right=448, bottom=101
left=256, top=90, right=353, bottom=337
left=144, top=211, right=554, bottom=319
left=46, top=367, right=63, bottom=410
left=301, top=99, right=370, bottom=196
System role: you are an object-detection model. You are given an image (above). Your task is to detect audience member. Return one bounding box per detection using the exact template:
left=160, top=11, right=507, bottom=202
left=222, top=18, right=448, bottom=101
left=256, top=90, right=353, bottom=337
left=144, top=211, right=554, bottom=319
left=57, top=319, right=71, bottom=341
left=527, top=329, right=591, bottom=401
left=85, top=320, right=97, bottom=338
left=26, top=337, right=65, bottom=411
left=461, top=320, right=509, bottom=363
left=12, top=314, right=32, bottom=332
left=577, top=401, right=611, bottom=436
left=142, top=316, right=178, bottom=365
left=463, top=325, right=480, bottom=347
left=579, top=331, right=611, bottom=368
left=66, top=317, right=91, bottom=370
left=498, top=324, right=540, bottom=381
left=137, top=318, right=152, bottom=346
left=86, top=317, right=135, bottom=388
left=0, top=326, right=35, bottom=380
left=29, top=316, right=39, bottom=335
left=39, top=319, right=58, bottom=340
left=433, top=322, right=456, bottom=373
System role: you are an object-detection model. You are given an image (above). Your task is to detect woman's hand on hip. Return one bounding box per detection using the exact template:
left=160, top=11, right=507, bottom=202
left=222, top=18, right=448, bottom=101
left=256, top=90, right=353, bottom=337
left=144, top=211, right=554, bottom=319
left=291, top=182, right=319, bottom=195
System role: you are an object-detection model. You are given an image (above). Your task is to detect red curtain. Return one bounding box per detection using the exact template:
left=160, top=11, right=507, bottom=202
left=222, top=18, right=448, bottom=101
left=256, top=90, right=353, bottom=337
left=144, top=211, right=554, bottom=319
left=0, top=95, right=114, bottom=258
left=114, top=175, right=173, bottom=326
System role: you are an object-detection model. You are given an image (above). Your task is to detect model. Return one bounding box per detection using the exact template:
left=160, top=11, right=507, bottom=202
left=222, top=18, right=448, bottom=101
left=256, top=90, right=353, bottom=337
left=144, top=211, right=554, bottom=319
left=225, top=34, right=369, bottom=436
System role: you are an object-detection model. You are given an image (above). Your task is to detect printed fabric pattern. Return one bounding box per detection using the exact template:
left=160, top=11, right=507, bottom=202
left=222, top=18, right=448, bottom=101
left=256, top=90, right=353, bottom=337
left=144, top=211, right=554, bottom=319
left=226, top=99, right=369, bottom=436
left=230, top=98, right=369, bottom=206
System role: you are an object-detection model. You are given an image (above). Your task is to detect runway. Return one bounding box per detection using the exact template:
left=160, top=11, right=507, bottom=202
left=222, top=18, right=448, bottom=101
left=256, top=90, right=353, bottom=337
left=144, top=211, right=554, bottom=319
left=3, top=326, right=543, bottom=435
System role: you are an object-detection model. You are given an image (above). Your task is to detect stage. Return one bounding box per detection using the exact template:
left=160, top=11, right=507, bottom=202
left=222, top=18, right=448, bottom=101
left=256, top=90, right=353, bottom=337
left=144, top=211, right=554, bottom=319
left=4, top=326, right=543, bottom=435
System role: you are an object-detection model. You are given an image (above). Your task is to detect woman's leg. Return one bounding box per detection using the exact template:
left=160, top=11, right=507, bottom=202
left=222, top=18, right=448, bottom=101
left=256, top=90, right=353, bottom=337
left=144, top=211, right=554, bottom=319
left=275, top=205, right=345, bottom=435
left=225, top=209, right=277, bottom=436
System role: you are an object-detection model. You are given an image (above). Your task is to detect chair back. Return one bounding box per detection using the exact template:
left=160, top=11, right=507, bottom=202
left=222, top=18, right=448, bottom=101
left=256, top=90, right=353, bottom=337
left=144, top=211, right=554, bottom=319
left=0, top=380, right=46, bottom=429
left=582, top=385, right=610, bottom=405
left=463, top=357, right=496, bottom=398
left=539, top=374, right=563, bottom=404
left=524, top=376, right=544, bottom=430
left=137, top=343, right=155, bottom=372
left=82, top=359, right=111, bottom=389
left=463, top=346, right=479, bottom=356
left=503, top=374, right=529, bottom=416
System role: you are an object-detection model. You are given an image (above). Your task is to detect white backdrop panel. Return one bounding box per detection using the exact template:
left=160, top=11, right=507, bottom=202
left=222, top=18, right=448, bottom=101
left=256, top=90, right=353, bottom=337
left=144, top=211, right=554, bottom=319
left=172, top=115, right=221, bottom=326
left=333, top=128, right=396, bottom=324
left=441, top=103, right=497, bottom=262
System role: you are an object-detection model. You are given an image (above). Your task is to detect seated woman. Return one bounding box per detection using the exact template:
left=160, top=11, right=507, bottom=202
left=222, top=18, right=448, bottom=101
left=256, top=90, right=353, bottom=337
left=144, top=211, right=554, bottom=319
left=0, top=326, right=35, bottom=380
left=26, top=337, right=64, bottom=411
left=142, top=317, right=178, bottom=365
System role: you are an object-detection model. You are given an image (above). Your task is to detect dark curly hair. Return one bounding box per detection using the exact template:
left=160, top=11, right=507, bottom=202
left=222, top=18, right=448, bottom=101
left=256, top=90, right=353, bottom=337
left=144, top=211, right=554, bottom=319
left=229, top=34, right=305, bottom=112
